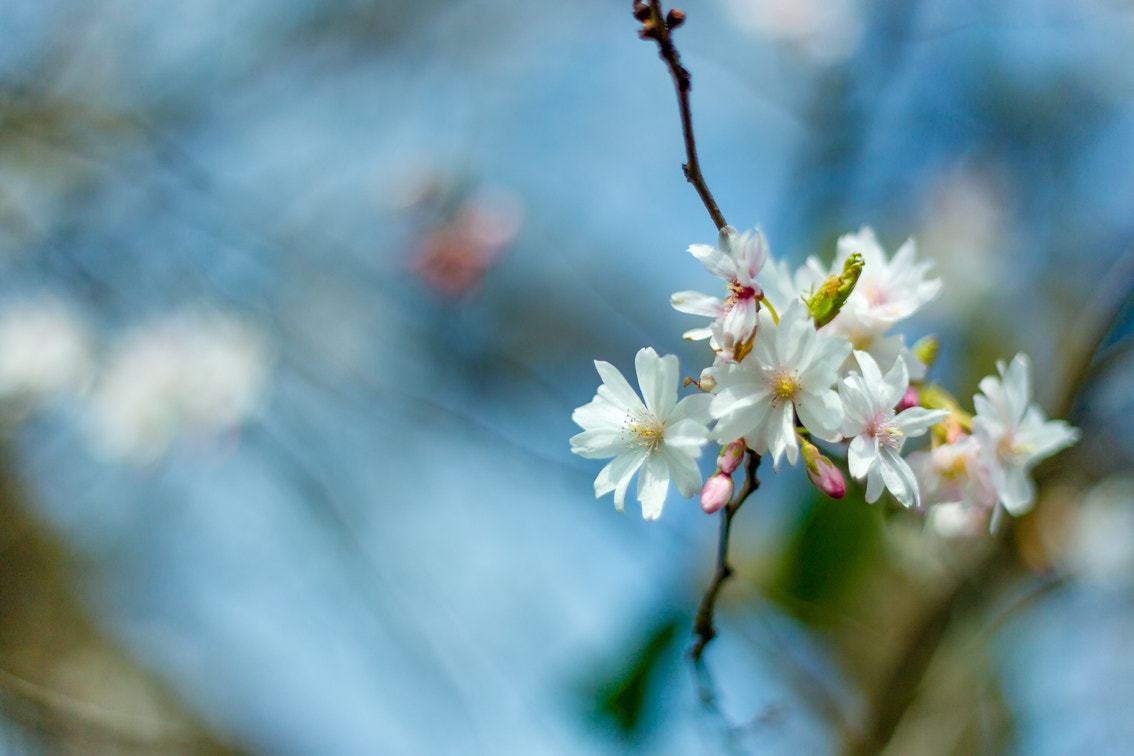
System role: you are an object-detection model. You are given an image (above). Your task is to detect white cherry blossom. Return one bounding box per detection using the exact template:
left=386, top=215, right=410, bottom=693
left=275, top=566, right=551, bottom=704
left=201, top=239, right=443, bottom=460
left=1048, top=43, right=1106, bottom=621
left=710, top=300, right=850, bottom=469
left=971, top=353, right=1079, bottom=517
left=839, top=351, right=947, bottom=508
left=670, top=225, right=768, bottom=357
left=570, top=347, right=713, bottom=520
left=833, top=226, right=942, bottom=331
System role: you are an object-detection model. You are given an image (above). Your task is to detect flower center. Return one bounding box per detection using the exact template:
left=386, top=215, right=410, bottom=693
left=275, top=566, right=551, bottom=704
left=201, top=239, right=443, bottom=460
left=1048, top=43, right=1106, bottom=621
left=996, top=434, right=1031, bottom=466
left=725, top=280, right=759, bottom=304
left=766, top=363, right=801, bottom=405
left=623, top=411, right=664, bottom=451
left=866, top=409, right=903, bottom=449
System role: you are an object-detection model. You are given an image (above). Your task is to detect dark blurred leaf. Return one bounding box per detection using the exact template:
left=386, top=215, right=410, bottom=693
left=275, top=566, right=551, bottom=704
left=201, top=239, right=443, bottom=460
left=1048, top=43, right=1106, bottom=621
left=586, top=616, right=679, bottom=736
left=770, top=489, right=884, bottom=618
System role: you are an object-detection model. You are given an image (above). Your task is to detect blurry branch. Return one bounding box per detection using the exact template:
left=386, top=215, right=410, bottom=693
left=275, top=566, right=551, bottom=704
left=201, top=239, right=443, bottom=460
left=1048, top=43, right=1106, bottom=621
left=1055, top=244, right=1134, bottom=421
left=634, top=1, right=727, bottom=231
left=690, top=452, right=761, bottom=703
left=0, top=448, right=248, bottom=755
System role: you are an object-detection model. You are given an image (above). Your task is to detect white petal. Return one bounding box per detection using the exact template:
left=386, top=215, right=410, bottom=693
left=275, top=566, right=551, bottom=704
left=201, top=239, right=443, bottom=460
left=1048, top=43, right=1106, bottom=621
left=853, top=350, right=884, bottom=394
left=660, top=445, right=703, bottom=498
left=682, top=326, right=714, bottom=342
left=864, top=466, right=885, bottom=503
left=569, top=428, right=625, bottom=459
left=713, top=399, right=773, bottom=445
left=571, top=397, right=625, bottom=431
left=796, top=389, right=843, bottom=442
left=1021, top=412, right=1080, bottom=460
left=848, top=434, right=876, bottom=480
left=895, top=407, right=949, bottom=439
left=1001, top=353, right=1031, bottom=424
left=879, top=446, right=919, bottom=508
left=776, top=301, right=812, bottom=368
left=594, top=453, right=645, bottom=512
left=879, top=354, right=909, bottom=409
left=595, top=360, right=644, bottom=413
left=689, top=241, right=735, bottom=280
left=666, top=398, right=709, bottom=434
left=671, top=291, right=724, bottom=318
left=636, top=347, right=677, bottom=419
left=637, top=453, right=671, bottom=520
left=768, top=401, right=797, bottom=469
left=1000, top=465, right=1036, bottom=516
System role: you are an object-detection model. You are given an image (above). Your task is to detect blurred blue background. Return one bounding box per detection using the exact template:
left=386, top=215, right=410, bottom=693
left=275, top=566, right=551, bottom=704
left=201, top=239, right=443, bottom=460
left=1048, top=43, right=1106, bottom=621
left=1, top=0, right=1133, bottom=753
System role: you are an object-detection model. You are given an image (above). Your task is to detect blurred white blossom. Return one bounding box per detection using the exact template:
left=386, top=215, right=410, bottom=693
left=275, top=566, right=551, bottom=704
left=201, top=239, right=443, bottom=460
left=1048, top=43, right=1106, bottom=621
left=0, top=295, right=92, bottom=403
left=1064, top=476, right=1134, bottom=591
left=721, top=0, right=865, bottom=64
left=86, top=310, right=272, bottom=463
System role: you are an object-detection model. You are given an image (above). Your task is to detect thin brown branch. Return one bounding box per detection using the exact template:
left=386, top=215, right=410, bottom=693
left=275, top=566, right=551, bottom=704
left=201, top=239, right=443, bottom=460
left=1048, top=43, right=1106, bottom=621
left=690, top=451, right=761, bottom=692
left=636, top=1, right=728, bottom=231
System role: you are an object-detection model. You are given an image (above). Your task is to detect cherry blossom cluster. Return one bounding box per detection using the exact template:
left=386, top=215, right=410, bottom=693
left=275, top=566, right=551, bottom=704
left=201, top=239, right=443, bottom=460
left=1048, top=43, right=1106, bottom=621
left=570, top=226, right=1079, bottom=532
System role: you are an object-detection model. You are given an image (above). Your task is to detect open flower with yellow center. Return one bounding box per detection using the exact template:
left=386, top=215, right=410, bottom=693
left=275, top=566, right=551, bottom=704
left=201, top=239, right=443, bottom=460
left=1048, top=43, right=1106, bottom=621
left=840, top=351, right=948, bottom=508
left=971, top=353, right=1079, bottom=520
left=571, top=347, right=713, bottom=520
left=710, top=300, right=851, bottom=469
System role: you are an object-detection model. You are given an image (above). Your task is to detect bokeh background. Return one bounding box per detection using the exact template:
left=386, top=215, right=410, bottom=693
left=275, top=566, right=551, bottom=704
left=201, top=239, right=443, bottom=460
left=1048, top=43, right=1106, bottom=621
left=1, top=0, right=1133, bottom=753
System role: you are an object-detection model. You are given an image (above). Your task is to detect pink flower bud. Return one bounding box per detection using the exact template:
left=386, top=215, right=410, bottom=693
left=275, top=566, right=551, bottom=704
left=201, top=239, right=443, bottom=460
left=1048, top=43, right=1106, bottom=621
left=896, top=385, right=919, bottom=412
left=700, top=472, right=734, bottom=514
left=806, top=455, right=846, bottom=499
left=716, top=440, right=745, bottom=475
left=801, top=439, right=845, bottom=499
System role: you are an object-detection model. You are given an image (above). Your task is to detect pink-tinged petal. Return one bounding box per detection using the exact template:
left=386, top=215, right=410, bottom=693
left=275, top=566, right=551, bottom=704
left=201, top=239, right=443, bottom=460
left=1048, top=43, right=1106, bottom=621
left=569, top=428, right=625, bottom=459
left=721, top=300, right=758, bottom=348
left=594, top=453, right=645, bottom=512
left=879, top=446, right=920, bottom=508
left=1000, top=465, right=1036, bottom=516
left=1000, top=353, right=1031, bottom=424
left=738, top=229, right=769, bottom=282
left=595, top=360, right=644, bottom=413
left=895, top=407, right=949, bottom=438
left=637, top=453, right=671, bottom=520
left=660, top=445, right=703, bottom=498
left=795, top=389, right=843, bottom=442
left=636, top=347, right=677, bottom=419
left=671, top=290, right=724, bottom=318
left=848, top=433, right=877, bottom=479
